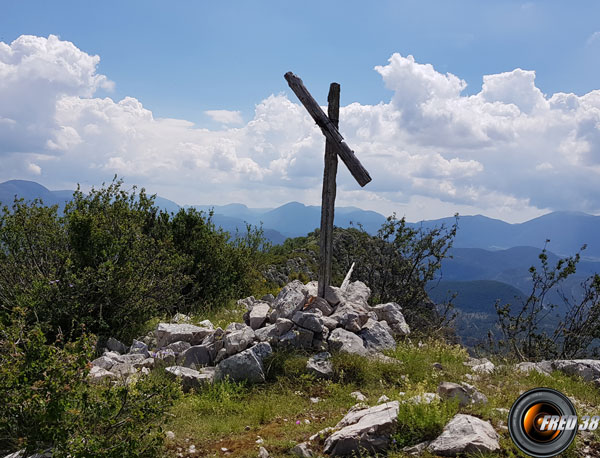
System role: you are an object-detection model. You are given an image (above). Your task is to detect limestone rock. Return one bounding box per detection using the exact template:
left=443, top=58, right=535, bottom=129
left=350, top=391, right=367, bottom=402
left=428, top=414, right=500, bottom=456
left=103, top=350, right=125, bottom=363
left=88, top=365, right=117, bottom=383
left=110, top=363, right=136, bottom=377
left=323, top=401, right=400, bottom=456
left=328, top=328, right=368, bottom=356
left=166, top=340, right=191, bottom=354
left=306, top=352, right=333, bottom=379
left=300, top=280, right=316, bottom=296
left=254, top=323, right=279, bottom=343
left=292, top=310, right=325, bottom=333
left=406, top=393, right=440, bottom=404
left=133, top=357, right=155, bottom=369
left=106, top=337, right=128, bottom=354
left=214, top=342, right=273, bottom=383
left=224, top=326, right=256, bottom=356
left=303, top=296, right=333, bottom=316
left=515, top=361, right=552, bottom=375
left=275, top=318, right=294, bottom=335
left=270, top=280, right=308, bottom=321
left=279, top=328, right=313, bottom=349
left=155, top=348, right=176, bottom=366
left=171, top=312, right=191, bottom=323
left=165, top=366, right=214, bottom=392
left=329, top=306, right=368, bottom=333
left=342, top=281, right=371, bottom=308
left=371, top=302, right=410, bottom=336
left=553, top=359, right=600, bottom=382
left=437, top=382, right=470, bottom=407
left=91, top=355, right=115, bottom=370
left=261, top=293, right=275, bottom=303
left=465, top=357, right=495, bottom=374
left=360, top=319, right=396, bottom=351
left=129, top=339, right=150, bottom=358
left=156, top=323, right=213, bottom=347
left=291, top=442, right=314, bottom=457
left=118, top=353, right=147, bottom=365
left=182, top=345, right=212, bottom=368
left=324, top=285, right=344, bottom=306
left=249, top=302, right=271, bottom=330
left=321, top=316, right=338, bottom=330
left=237, top=295, right=257, bottom=310
left=461, top=382, right=488, bottom=405
left=197, top=319, right=215, bottom=330
left=402, top=441, right=430, bottom=456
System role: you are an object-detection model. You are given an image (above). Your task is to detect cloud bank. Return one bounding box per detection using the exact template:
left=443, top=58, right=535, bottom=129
left=1, top=35, right=599, bottom=221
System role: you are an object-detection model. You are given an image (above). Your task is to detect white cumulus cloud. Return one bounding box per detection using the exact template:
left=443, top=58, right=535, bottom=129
left=205, top=109, right=244, bottom=125
left=1, top=36, right=600, bottom=222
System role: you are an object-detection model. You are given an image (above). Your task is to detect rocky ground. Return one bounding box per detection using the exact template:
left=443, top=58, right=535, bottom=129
left=9, top=279, right=600, bottom=457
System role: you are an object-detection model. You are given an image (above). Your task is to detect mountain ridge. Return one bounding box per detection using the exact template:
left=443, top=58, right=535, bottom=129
left=2, top=180, right=600, bottom=257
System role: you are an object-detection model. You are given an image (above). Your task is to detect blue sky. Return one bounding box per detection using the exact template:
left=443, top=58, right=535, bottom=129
left=1, top=1, right=600, bottom=221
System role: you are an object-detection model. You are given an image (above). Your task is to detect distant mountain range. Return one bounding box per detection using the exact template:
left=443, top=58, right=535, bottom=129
left=4, top=180, right=600, bottom=258
left=3, top=179, right=600, bottom=346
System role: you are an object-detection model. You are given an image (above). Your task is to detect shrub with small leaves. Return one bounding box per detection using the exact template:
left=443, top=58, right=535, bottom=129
left=0, top=308, right=180, bottom=457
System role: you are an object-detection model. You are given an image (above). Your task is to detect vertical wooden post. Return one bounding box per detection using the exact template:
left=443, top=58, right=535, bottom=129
left=318, top=83, right=340, bottom=298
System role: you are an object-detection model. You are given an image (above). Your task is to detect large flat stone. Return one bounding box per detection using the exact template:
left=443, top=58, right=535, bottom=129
left=328, top=328, right=368, bottom=356
left=156, top=323, right=213, bottom=347
left=428, top=414, right=500, bottom=456
left=360, top=319, right=396, bottom=351
left=323, top=401, right=400, bottom=456
left=214, top=342, right=273, bottom=383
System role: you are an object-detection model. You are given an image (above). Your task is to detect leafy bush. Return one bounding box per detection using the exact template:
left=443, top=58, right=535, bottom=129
left=0, top=180, right=188, bottom=341
left=0, top=309, right=180, bottom=457
left=332, top=216, right=458, bottom=335
left=495, top=243, right=600, bottom=360
left=170, top=209, right=267, bottom=311
left=0, top=178, right=268, bottom=342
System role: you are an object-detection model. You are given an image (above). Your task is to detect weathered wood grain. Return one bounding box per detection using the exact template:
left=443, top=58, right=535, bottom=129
left=284, top=72, right=372, bottom=187
left=318, top=83, right=340, bottom=298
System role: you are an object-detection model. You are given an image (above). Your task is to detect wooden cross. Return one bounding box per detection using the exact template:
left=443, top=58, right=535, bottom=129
left=284, top=72, right=372, bottom=298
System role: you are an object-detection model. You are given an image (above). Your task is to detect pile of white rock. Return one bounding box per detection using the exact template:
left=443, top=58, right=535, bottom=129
left=88, top=279, right=410, bottom=391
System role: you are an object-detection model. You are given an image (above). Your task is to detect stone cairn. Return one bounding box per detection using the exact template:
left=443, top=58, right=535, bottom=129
left=85, top=281, right=513, bottom=457
left=89, top=279, right=410, bottom=392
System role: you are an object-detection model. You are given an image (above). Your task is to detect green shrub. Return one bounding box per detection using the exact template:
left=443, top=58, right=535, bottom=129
left=0, top=308, right=180, bottom=457
left=0, top=178, right=269, bottom=342
left=392, top=399, right=459, bottom=448
left=331, top=352, right=405, bottom=387
left=170, top=209, right=267, bottom=311
left=495, top=243, right=600, bottom=360
left=0, top=179, right=188, bottom=341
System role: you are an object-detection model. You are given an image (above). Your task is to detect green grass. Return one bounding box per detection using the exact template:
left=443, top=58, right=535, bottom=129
left=163, top=339, right=600, bottom=457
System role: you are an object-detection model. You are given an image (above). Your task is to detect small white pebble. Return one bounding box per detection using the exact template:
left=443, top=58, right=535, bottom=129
left=165, top=431, right=175, bottom=439
left=256, top=438, right=264, bottom=444
left=221, top=447, right=229, bottom=452
left=310, top=397, right=320, bottom=403
left=304, top=419, right=310, bottom=424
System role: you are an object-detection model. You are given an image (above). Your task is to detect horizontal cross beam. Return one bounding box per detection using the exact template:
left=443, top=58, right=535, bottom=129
left=284, top=72, right=372, bottom=187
